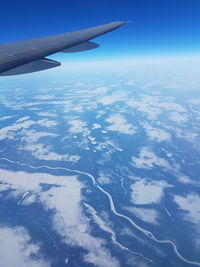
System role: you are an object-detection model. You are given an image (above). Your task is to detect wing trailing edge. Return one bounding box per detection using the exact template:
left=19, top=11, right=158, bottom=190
left=61, top=41, right=99, bottom=53
left=0, top=58, right=60, bottom=76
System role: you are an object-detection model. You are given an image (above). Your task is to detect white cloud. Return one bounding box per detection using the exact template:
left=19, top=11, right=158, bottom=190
left=0, top=117, right=57, bottom=141
left=174, top=193, right=200, bottom=251
left=34, top=95, right=55, bottom=100
left=142, top=123, right=171, bottom=142
left=174, top=193, right=200, bottom=225
left=0, top=119, right=35, bottom=140
left=0, top=226, right=49, bottom=267
left=174, top=128, right=199, bottom=143
left=125, top=80, right=137, bottom=86
left=131, top=147, right=170, bottom=170
left=37, top=118, right=57, bottom=127
left=22, top=143, right=80, bottom=163
left=96, top=110, right=105, bottom=119
left=0, top=168, right=119, bottom=267
left=127, top=95, right=186, bottom=120
left=19, top=127, right=80, bottom=163
left=16, top=100, right=71, bottom=109
left=36, top=111, right=57, bottom=118
left=168, top=112, right=188, bottom=122
left=95, top=138, right=123, bottom=153
left=98, top=171, right=112, bottom=185
left=157, top=102, right=186, bottom=112
left=105, top=114, right=137, bottom=135
left=21, top=129, right=57, bottom=143
left=88, top=135, right=97, bottom=144
left=130, top=179, right=172, bottom=205
left=189, top=98, right=200, bottom=105
left=124, top=207, right=159, bottom=225
left=78, top=86, right=109, bottom=95
left=68, top=119, right=90, bottom=135
left=84, top=203, right=131, bottom=258
left=127, top=99, right=161, bottom=120
left=177, top=174, right=196, bottom=185
left=98, top=92, right=126, bottom=106
left=92, top=123, right=102, bottom=129
left=0, top=115, right=15, bottom=121
left=16, top=116, right=31, bottom=123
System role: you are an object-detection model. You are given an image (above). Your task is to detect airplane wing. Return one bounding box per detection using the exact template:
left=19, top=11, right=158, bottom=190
left=0, top=21, right=127, bottom=76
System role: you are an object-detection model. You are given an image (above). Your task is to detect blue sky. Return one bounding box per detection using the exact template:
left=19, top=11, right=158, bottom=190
left=1, top=0, right=200, bottom=60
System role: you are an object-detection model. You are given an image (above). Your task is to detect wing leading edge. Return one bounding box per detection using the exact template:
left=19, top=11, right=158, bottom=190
left=0, top=21, right=127, bottom=76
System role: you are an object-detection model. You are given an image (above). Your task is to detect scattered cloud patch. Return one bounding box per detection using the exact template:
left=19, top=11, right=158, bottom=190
left=98, top=92, right=127, bottom=106
left=131, top=147, right=170, bottom=170
left=16, top=116, right=31, bottom=123
left=22, top=143, right=80, bottom=163
left=0, top=168, right=119, bottom=267
left=127, top=99, right=161, bottom=120
left=142, top=123, right=171, bottom=142
left=106, top=114, right=137, bottom=135
left=92, top=123, right=102, bottom=130
left=36, top=111, right=57, bottom=118
left=68, top=119, right=90, bottom=135
left=22, top=129, right=57, bottom=143
left=37, top=118, right=57, bottom=127
left=189, top=98, right=200, bottom=105
left=174, top=128, right=199, bottom=143
left=157, top=102, right=186, bottom=113
left=95, top=138, right=123, bottom=153
left=0, top=119, right=35, bottom=140
left=177, top=174, right=196, bottom=185
left=98, top=172, right=112, bottom=185
left=168, top=112, right=188, bottom=123
left=127, top=95, right=186, bottom=120
left=96, top=110, right=105, bottom=119
left=174, top=193, right=200, bottom=225
left=0, top=226, right=49, bottom=267
left=0, top=115, right=15, bottom=121
left=125, top=207, right=159, bottom=225
left=130, top=178, right=172, bottom=205
left=125, top=80, right=137, bottom=86
left=87, top=86, right=109, bottom=95
left=34, top=95, right=55, bottom=100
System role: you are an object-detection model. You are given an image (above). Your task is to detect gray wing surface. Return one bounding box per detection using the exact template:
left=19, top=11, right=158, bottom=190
left=0, top=21, right=127, bottom=76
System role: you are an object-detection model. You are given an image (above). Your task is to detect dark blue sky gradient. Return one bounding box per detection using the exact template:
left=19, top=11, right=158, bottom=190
left=0, top=0, right=200, bottom=59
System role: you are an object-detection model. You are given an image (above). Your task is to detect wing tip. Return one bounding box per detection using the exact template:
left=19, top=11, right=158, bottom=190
left=111, top=21, right=129, bottom=26
left=106, top=21, right=129, bottom=30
